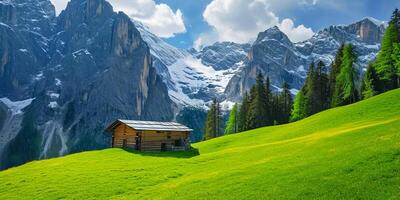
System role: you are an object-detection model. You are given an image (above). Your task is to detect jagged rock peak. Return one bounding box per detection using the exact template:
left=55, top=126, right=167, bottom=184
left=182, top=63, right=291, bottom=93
left=0, top=0, right=55, bottom=33
left=58, top=0, right=114, bottom=30
left=111, top=12, right=146, bottom=57
left=255, top=26, right=291, bottom=45
left=85, top=0, right=114, bottom=20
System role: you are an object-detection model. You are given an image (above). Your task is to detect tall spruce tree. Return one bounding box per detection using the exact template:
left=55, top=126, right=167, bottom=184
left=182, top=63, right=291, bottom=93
left=374, top=22, right=399, bottom=91
left=290, top=89, right=306, bottom=122
left=264, top=77, right=273, bottom=125
left=204, top=101, right=216, bottom=140
left=216, top=101, right=223, bottom=137
left=204, top=99, right=222, bottom=140
left=362, top=64, right=379, bottom=99
left=304, top=62, right=316, bottom=116
left=392, top=43, right=400, bottom=87
left=224, top=103, right=238, bottom=134
left=315, top=61, right=330, bottom=111
left=277, top=82, right=293, bottom=124
left=332, top=44, right=359, bottom=107
left=238, top=92, right=250, bottom=132
left=247, top=73, right=268, bottom=129
left=330, top=44, right=345, bottom=101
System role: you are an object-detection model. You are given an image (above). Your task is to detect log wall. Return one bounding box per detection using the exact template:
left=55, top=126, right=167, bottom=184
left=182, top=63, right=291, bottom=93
left=112, top=124, right=190, bottom=151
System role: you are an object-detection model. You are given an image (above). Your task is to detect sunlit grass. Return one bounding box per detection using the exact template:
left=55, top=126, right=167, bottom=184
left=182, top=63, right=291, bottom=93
left=1, top=89, right=399, bottom=199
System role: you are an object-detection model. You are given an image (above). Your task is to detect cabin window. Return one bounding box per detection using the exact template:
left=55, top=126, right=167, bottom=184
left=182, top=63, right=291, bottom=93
left=156, top=131, right=162, bottom=133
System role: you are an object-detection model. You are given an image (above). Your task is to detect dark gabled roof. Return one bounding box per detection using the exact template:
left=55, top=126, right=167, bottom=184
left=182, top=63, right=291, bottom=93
left=105, top=119, right=193, bottom=132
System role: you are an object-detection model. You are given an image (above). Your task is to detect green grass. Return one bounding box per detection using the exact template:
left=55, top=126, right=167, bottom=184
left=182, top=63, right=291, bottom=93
left=1, top=90, right=400, bottom=200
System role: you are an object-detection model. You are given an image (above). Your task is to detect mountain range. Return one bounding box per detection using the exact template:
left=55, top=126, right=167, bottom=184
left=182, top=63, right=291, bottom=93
left=0, top=0, right=387, bottom=169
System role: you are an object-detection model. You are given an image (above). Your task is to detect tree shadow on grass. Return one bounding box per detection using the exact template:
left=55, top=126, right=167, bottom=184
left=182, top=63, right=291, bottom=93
left=121, top=147, right=200, bottom=159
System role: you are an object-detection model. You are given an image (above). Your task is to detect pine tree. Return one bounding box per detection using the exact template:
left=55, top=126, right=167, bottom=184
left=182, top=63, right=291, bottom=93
left=278, top=82, right=292, bottom=124
left=264, top=77, right=273, bottom=125
left=238, top=92, right=250, bottom=132
left=304, top=62, right=316, bottom=115
left=204, top=101, right=216, bottom=140
left=332, top=44, right=359, bottom=107
left=224, top=103, right=238, bottom=134
left=362, top=64, right=379, bottom=99
left=374, top=22, right=399, bottom=91
left=215, top=101, right=222, bottom=137
left=315, top=61, right=330, bottom=110
left=247, top=73, right=268, bottom=129
left=290, top=89, right=306, bottom=122
left=330, top=44, right=345, bottom=101
left=392, top=43, right=400, bottom=87
left=204, top=99, right=222, bottom=140
left=391, top=8, right=400, bottom=39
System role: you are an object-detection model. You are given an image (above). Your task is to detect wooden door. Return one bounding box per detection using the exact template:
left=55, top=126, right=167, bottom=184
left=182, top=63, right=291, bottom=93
left=122, top=139, right=127, bottom=148
left=161, top=143, right=167, bottom=151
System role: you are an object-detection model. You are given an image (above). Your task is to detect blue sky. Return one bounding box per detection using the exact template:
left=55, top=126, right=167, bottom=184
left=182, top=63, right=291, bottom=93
left=52, top=0, right=400, bottom=49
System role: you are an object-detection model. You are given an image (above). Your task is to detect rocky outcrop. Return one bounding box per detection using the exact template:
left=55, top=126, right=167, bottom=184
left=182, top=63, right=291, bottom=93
left=193, top=42, right=251, bottom=71
left=0, top=0, right=175, bottom=170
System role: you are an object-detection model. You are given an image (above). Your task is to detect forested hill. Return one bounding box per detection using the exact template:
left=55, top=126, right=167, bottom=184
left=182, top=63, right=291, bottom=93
left=1, top=89, right=399, bottom=199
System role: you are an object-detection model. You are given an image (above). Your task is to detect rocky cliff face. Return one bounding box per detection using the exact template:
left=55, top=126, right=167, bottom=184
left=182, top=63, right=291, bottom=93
left=225, top=18, right=385, bottom=100
left=0, top=0, right=174, bottom=169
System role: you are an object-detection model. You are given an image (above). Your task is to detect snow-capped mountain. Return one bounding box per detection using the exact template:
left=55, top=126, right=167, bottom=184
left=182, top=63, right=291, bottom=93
left=225, top=17, right=385, bottom=100
left=136, top=22, right=250, bottom=108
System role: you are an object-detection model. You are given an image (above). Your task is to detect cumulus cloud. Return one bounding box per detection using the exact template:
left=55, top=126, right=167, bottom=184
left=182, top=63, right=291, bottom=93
left=109, top=0, right=186, bottom=38
left=278, top=19, right=314, bottom=43
left=51, top=0, right=186, bottom=38
left=196, top=0, right=315, bottom=48
left=202, top=0, right=279, bottom=44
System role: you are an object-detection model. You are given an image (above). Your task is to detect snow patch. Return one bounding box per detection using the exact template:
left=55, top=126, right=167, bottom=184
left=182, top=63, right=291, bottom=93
left=0, top=97, right=35, bottom=115
left=48, top=101, right=59, bottom=109
left=55, top=78, right=62, bottom=86
left=220, top=100, right=236, bottom=111
left=364, top=17, right=386, bottom=26
left=18, top=49, right=28, bottom=53
left=72, top=49, right=93, bottom=59
left=47, top=92, right=60, bottom=99
left=34, top=71, right=44, bottom=81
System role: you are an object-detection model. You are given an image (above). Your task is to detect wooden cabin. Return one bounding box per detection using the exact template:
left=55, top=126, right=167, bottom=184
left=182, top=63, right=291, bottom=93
left=105, top=120, right=192, bottom=152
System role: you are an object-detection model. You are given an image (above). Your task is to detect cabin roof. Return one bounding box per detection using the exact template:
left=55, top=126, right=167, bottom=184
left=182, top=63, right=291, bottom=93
left=105, top=119, right=193, bottom=132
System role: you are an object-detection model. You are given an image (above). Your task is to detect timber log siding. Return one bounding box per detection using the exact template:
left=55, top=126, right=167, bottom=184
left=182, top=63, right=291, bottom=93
left=106, top=120, right=192, bottom=152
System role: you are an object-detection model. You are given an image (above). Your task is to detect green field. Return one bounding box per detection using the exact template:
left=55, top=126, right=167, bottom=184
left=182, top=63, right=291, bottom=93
left=1, top=90, right=400, bottom=199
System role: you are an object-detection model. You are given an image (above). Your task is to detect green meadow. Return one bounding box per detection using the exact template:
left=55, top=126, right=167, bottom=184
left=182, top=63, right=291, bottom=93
left=1, top=89, right=399, bottom=199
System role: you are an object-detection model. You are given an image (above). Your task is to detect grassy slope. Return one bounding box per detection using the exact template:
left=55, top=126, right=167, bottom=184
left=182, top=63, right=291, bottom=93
left=1, top=90, right=400, bottom=200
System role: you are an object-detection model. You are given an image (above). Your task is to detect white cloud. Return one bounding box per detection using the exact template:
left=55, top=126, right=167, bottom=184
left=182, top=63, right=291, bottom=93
left=50, top=0, right=186, bottom=38
left=202, top=0, right=279, bottom=44
left=109, top=0, right=186, bottom=38
left=278, top=19, right=314, bottom=43
left=196, top=0, right=315, bottom=48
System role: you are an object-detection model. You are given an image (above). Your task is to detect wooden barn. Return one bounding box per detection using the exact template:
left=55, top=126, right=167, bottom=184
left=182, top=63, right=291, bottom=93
left=105, top=120, right=192, bottom=152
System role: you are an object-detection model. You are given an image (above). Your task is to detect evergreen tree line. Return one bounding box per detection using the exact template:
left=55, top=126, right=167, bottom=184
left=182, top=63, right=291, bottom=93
left=292, top=8, right=400, bottom=121
left=291, top=43, right=359, bottom=122
left=236, top=74, right=292, bottom=133
left=203, top=99, right=223, bottom=140
left=362, top=9, right=400, bottom=98
left=204, top=73, right=293, bottom=139
left=204, top=8, right=400, bottom=140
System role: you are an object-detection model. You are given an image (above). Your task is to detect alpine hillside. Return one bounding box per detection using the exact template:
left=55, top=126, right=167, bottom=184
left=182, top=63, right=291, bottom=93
left=0, top=89, right=399, bottom=199
left=0, top=0, right=389, bottom=169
